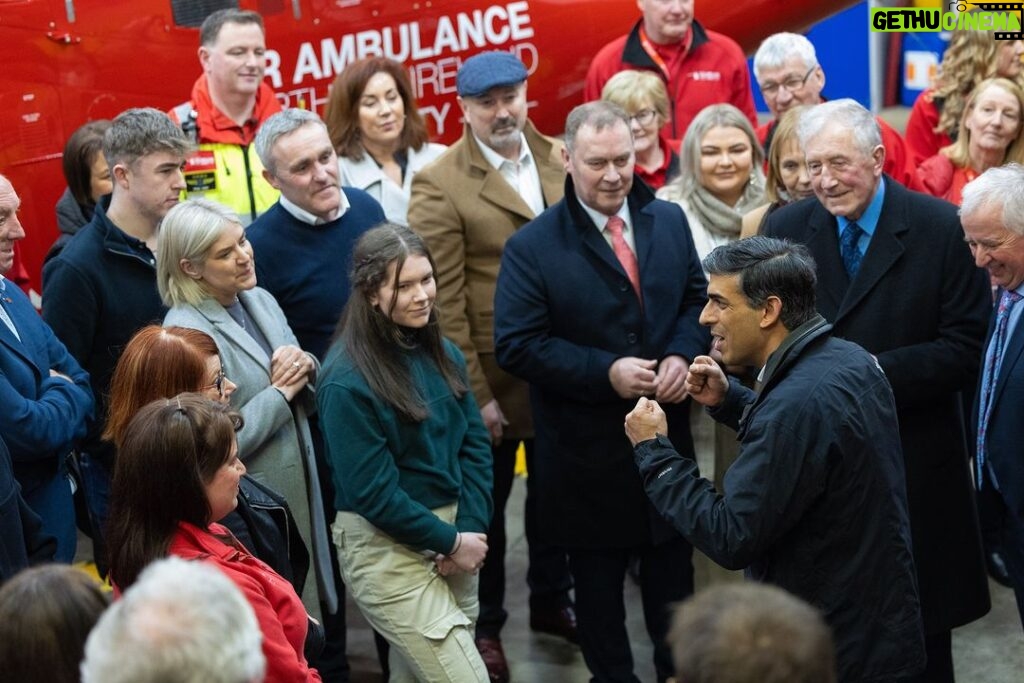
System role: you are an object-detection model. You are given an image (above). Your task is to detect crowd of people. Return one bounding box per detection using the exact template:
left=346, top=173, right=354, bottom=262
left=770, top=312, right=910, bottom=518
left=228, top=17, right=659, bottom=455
left=1, top=2, right=1023, bottom=682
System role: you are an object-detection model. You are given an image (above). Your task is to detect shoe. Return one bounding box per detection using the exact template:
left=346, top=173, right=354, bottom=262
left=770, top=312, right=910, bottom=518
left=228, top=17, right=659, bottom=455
left=987, top=550, right=1014, bottom=588
left=529, top=603, right=579, bottom=644
left=474, top=636, right=510, bottom=683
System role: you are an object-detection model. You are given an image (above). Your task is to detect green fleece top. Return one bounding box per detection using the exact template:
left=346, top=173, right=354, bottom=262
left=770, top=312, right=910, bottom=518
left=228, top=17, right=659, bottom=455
left=317, top=338, right=493, bottom=554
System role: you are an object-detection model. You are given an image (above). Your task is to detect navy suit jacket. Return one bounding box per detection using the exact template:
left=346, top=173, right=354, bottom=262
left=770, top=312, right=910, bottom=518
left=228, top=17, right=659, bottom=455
left=495, top=177, right=709, bottom=548
left=976, top=298, right=1024, bottom=518
left=763, top=177, right=991, bottom=633
left=0, top=279, right=93, bottom=494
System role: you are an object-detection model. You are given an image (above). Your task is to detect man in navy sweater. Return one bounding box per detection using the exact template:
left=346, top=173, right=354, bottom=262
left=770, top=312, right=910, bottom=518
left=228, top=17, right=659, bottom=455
left=249, top=108, right=385, bottom=361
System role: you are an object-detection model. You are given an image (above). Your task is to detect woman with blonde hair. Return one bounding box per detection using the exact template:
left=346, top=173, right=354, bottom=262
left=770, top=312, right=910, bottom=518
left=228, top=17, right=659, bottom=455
left=918, top=77, right=1024, bottom=204
left=324, top=56, right=446, bottom=225
left=906, top=24, right=1024, bottom=165
left=742, top=105, right=814, bottom=237
left=157, top=198, right=335, bottom=621
left=601, top=70, right=680, bottom=189
left=658, top=103, right=765, bottom=262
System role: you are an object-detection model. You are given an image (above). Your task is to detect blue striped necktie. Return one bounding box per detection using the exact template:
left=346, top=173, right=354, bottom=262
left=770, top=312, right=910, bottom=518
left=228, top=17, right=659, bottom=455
left=976, top=288, right=1023, bottom=488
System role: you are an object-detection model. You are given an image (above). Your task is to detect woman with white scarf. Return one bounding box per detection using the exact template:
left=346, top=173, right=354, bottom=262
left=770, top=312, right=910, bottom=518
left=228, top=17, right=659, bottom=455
left=658, top=104, right=765, bottom=266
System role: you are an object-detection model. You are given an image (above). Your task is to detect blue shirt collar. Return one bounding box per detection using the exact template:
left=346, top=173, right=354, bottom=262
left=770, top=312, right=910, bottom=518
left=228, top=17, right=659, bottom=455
left=837, top=176, right=885, bottom=237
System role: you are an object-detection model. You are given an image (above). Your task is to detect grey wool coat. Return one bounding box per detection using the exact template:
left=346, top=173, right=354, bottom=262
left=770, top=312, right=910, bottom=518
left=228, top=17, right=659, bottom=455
left=165, top=286, right=337, bottom=618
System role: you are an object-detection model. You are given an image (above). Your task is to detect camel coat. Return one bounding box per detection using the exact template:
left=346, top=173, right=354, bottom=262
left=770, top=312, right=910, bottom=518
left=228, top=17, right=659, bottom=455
left=408, top=121, right=565, bottom=437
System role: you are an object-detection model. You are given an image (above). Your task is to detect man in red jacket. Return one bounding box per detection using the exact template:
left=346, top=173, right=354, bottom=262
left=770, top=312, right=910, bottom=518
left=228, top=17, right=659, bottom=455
left=584, top=0, right=756, bottom=139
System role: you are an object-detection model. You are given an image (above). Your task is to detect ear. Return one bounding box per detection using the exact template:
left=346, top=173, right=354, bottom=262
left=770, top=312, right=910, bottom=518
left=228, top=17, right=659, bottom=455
left=871, top=143, right=885, bottom=176
left=815, top=65, right=826, bottom=94
left=457, top=95, right=468, bottom=117
left=111, top=163, right=131, bottom=190
left=561, top=145, right=571, bottom=173
left=367, top=290, right=379, bottom=308
left=760, top=295, right=783, bottom=329
left=198, top=46, right=211, bottom=72
left=180, top=258, right=203, bottom=280
left=262, top=167, right=281, bottom=190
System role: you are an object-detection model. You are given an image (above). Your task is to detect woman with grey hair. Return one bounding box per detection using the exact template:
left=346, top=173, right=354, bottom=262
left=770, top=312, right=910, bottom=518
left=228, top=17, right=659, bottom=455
left=658, top=104, right=765, bottom=264
left=156, top=198, right=335, bottom=622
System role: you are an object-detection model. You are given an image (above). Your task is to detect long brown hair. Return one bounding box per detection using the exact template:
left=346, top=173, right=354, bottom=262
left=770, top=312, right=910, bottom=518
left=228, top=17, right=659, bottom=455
left=104, top=325, right=220, bottom=450
left=333, top=223, right=466, bottom=421
left=324, top=57, right=430, bottom=161
left=106, top=394, right=242, bottom=589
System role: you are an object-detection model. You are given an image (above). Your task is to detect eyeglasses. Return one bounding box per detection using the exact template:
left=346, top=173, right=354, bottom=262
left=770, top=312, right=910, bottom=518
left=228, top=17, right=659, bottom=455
left=759, top=66, right=816, bottom=98
left=204, top=369, right=228, bottom=399
left=628, top=108, right=658, bottom=126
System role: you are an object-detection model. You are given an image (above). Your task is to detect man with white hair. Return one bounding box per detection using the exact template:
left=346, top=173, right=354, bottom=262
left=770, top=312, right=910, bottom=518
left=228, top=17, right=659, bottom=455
left=961, top=163, right=1024, bottom=631
left=81, top=556, right=267, bottom=683
left=763, top=98, right=992, bottom=683
left=752, top=32, right=917, bottom=188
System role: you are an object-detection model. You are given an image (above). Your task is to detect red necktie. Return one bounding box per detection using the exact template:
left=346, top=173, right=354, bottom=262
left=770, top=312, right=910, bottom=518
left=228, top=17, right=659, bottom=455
left=606, top=216, right=642, bottom=305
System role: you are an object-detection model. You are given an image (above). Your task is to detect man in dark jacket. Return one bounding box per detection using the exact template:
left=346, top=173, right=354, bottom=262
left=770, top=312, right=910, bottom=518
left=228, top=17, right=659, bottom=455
left=495, top=101, right=708, bottom=683
left=626, top=237, right=925, bottom=683
left=42, top=108, right=191, bottom=571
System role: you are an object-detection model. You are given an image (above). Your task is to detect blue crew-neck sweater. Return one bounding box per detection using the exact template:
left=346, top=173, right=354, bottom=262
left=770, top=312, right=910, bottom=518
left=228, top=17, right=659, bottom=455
left=247, top=189, right=385, bottom=360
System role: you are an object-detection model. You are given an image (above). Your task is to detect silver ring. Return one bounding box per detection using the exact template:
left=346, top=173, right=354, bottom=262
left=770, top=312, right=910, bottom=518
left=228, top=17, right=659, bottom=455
left=292, top=361, right=301, bottom=368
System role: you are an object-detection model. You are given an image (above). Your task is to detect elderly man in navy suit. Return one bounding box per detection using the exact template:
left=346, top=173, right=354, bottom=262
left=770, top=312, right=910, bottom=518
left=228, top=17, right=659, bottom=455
left=961, top=163, right=1024, bottom=630
left=0, top=175, right=93, bottom=562
left=762, top=99, right=991, bottom=683
left=495, top=100, right=708, bottom=683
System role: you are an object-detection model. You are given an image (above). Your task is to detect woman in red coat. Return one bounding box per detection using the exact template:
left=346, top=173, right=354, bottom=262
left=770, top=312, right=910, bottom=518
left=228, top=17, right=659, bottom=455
left=106, top=394, right=321, bottom=683
left=917, top=78, right=1024, bottom=205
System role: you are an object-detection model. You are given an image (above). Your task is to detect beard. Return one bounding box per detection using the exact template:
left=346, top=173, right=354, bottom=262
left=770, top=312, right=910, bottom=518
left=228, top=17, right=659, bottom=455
left=485, top=117, right=524, bottom=152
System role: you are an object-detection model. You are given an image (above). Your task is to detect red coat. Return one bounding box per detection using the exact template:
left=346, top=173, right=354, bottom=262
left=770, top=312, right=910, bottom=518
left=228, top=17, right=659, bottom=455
left=585, top=20, right=756, bottom=139
left=169, top=522, right=321, bottom=683
left=905, top=89, right=953, bottom=167
left=916, top=153, right=974, bottom=205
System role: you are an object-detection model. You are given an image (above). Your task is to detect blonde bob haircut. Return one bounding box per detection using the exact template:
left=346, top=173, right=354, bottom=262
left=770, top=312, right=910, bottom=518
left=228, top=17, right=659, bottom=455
left=157, top=199, right=242, bottom=308
left=600, top=70, right=671, bottom=123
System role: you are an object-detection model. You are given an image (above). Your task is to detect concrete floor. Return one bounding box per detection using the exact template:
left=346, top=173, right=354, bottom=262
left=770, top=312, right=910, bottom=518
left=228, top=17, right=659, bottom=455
left=343, top=470, right=1024, bottom=682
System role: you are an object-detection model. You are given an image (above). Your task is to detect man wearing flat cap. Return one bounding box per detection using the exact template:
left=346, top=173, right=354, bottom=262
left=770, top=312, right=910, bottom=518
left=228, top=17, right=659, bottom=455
left=409, top=50, right=574, bottom=682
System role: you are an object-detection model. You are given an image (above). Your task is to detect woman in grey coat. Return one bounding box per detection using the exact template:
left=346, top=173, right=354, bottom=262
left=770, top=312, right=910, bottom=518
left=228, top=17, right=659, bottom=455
left=156, top=198, right=336, bottom=620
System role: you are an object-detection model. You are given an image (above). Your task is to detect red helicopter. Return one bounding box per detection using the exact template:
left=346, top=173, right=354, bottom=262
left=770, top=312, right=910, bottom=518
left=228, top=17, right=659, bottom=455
left=0, top=0, right=852, bottom=295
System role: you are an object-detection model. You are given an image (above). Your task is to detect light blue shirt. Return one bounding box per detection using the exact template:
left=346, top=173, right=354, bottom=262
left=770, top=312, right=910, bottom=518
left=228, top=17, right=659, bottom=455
left=835, top=177, right=886, bottom=257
